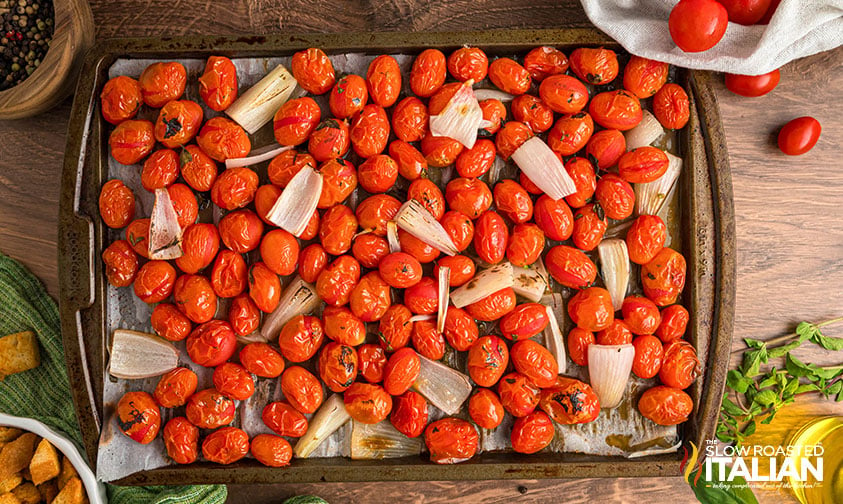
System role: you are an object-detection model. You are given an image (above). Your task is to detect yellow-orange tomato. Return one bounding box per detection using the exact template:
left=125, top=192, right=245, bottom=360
left=567, top=287, right=614, bottom=332
left=383, top=347, right=421, bottom=396
left=494, top=120, right=532, bottom=160
left=154, top=367, right=198, bottom=408
left=424, top=417, right=478, bottom=464
left=260, top=229, right=299, bottom=276
left=447, top=46, right=488, bottom=82
left=273, top=97, right=321, bottom=146
left=351, top=104, right=390, bottom=158
left=584, top=129, right=626, bottom=172
left=398, top=229, right=441, bottom=264
left=623, top=55, right=669, bottom=99
left=378, top=304, right=414, bottom=352
left=355, top=194, right=401, bottom=236
left=248, top=262, right=281, bottom=313
left=213, top=362, right=255, bottom=401
left=240, top=342, right=285, bottom=378
left=539, top=376, right=600, bottom=424
left=318, top=342, right=359, bottom=393
left=100, top=75, right=142, bottom=125
left=410, top=49, right=447, bottom=98
left=411, top=319, right=446, bottom=360
left=162, top=417, right=198, bottom=464
left=349, top=271, right=391, bottom=322
left=185, top=388, right=236, bottom=429
left=133, top=260, right=176, bottom=304
left=267, top=150, right=316, bottom=188
left=618, top=146, right=669, bottom=184
left=567, top=327, right=595, bottom=366
left=343, top=382, right=392, bottom=424
left=440, top=210, right=474, bottom=252
left=211, top=166, right=258, bottom=211
left=589, top=90, right=643, bottom=131
left=511, top=94, right=554, bottom=133
left=176, top=223, right=219, bottom=274
left=154, top=100, right=203, bottom=148
left=442, top=307, right=479, bottom=351
left=180, top=144, right=218, bottom=192
left=109, top=119, right=155, bottom=165
left=262, top=401, right=308, bottom=437
left=507, top=223, right=544, bottom=267
left=367, top=54, right=402, bottom=107
left=488, top=57, right=531, bottom=95
left=125, top=218, right=150, bottom=259
left=391, top=97, right=429, bottom=143
left=390, top=390, right=429, bottom=438
left=99, top=179, right=135, bottom=228
left=318, top=158, right=357, bottom=209
left=626, top=215, right=667, bottom=265
left=572, top=203, right=607, bottom=251
left=511, top=410, right=554, bottom=454
left=657, top=304, right=690, bottom=343
left=539, top=74, right=589, bottom=114
left=173, top=274, right=217, bottom=324
left=228, top=293, right=261, bottom=337
left=198, top=55, right=238, bottom=111
left=278, top=314, right=324, bottom=363
left=548, top=112, right=594, bottom=156
left=497, top=372, right=540, bottom=417
left=116, top=391, right=160, bottom=444
left=202, top=427, right=249, bottom=465
left=632, top=334, right=664, bottom=379
left=298, top=243, right=327, bottom=284
left=473, top=210, right=508, bottom=264
left=139, top=61, right=186, bottom=108
left=420, top=133, right=463, bottom=168
left=197, top=116, right=250, bottom=162
left=479, top=98, right=506, bottom=135
left=500, top=303, right=550, bottom=342
left=569, top=47, right=619, bottom=85
left=102, top=239, right=139, bottom=287
left=660, top=340, right=700, bottom=389
left=642, top=248, right=687, bottom=306
left=467, top=335, right=509, bottom=387
left=595, top=173, right=635, bottom=220
left=523, top=46, right=569, bottom=81
left=596, top=319, right=634, bottom=346
left=465, top=287, right=516, bottom=322
left=359, top=344, right=388, bottom=383
left=219, top=209, right=264, bottom=253
left=622, top=296, right=662, bottom=335
left=389, top=140, right=428, bottom=180
left=323, top=306, right=366, bottom=347
left=281, top=366, right=324, bottom=414
left=211, top=249, right=247, bottom=298
left=435, top=255, right=475, bottom=287
left=291, top=47, right=335, bottom=95
left=455, top=138, right=496, bottom=178
left=330, top=74, right=368, bottom=119
left=403, top=276, right=438, bottom=315
left=186, top=320, right=237, bottom=367
left=546, top=245, right=597, bottom=289
left=316, top=255, right=361, bottom=307
left=638, top=386, right=693, bottom=425
left=251, top=434, right=293, bottom=468
left=320, top=204, right=358, bottom=256
left=494, top=179, right=533, bottom=224
left=468, top=388, right=505, bottom=429
left=653, top=83, right=690, bottom=130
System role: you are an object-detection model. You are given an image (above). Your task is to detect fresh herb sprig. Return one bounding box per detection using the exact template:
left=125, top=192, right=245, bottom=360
left=717, top=316, right=843, bottom=446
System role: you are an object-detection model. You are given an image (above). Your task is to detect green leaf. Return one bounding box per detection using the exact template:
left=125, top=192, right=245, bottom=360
left=742, top=350, right=764, bottom=377
left=767, top=340, right=802, bottom=359
left=726, top=370, right=752, bottom=394
left=783, top=377, right=799, bottom=396
left=721, top=396, right=745, bottom=416
left=688, top=461, right=759, bottom=504
left=758, top=374, right=777, bottom=389
left=796, top=321, right=820, bottom=342
left=812, top=332, right=843, bottom=351
left=785, top=353, right=814, bottom=378
left=761, top=408, right=778, bottom=425
left=743, top=338, right=765, bottom=349
left=795, top=383, right=820, bottom=394
left=743, top=419, right=757, bottom=437
left=753, top=389, right=778, bottom=407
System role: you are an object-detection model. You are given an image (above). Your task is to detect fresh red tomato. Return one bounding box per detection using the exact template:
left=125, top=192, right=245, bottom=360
left=202, top=427, right=249, bottom=465
left=657, top=304, right=690, bottom=343
left=724, top=69, right=780, bottom=97
left=162, top=417, right=198, bottom=464
left=546, top=245, right=597, bottom=289
left=569, top=47, right=619, bottom=85
left=186, top=320, right=236, bottom=367
left=567, top=327, right=595, bottom=366
left=367, top=54, right=402, bottom=107
left=533, top=195, right=574, bottom=242
left=281, top=366, right=324, bottom=414
left=467, top=335, right=509, bottom=387
left=116, top=391, right=161, bottom=444
left=719, top=0, right=772, bottom=25
left=511, top=410, right=554, bottom=454
left=638, top=386, right=693, bottom=425
left=660, top=340, right=701, bottom=389
left=240, top=342, right=285, bottom=378
left=641, top=248, right=687, bottom=306
left=669, top=0, right=729, bottom=52
left=568, top=287, right=614, bottom=332
left=390, top=390, right=429, bottom=438
left=154, top=367, right=198, bottom=408
left=185, top=388, right=235, bottom=429
left=632, top=335, right=664, bottom=379
left=251, top=434, right=293, bottom=468
left=298, top=243, right=328, bottom=284
left=198, top=55, right=237, bottom=111
left=778, top=116, right=821, bottom=155
left=539, top=376, right=600, bottom=424
left=497, top=372, right=541, bottom=417
left=343, top=382, right=392, bottom=424
left=622, top=296, right=662, bottom=335
left=424, top=417, right=478, bottom=464
left=318, top=342, right=359, bottom=393
left=468, top=388, right=505, bottom=429
left=213, top=362, right=255, bottom=401
left=291, top=47, right=336, bottom=95
left=653, top=83, right=690, bottom=130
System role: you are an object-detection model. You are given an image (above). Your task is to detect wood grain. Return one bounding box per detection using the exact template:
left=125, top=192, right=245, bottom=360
left=0, top=1, right=841, bottom=502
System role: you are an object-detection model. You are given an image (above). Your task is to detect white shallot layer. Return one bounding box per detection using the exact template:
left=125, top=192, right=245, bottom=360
left=510, top=137, right=577, bottom=200
left=148, top=188, right=184, bottom=260
left=266, top=166, right=323, bottom=237
left=429, top=80, right=483, bottom=149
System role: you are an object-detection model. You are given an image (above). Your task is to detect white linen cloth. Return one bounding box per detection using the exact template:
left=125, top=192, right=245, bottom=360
left=580, top=0, right=843, bottom=75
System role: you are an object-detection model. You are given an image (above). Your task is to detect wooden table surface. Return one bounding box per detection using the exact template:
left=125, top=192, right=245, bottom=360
left=1, top=1, right=841, bottom=502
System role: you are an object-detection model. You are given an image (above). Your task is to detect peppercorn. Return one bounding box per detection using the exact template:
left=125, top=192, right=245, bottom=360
left=0, top=0, right=53, bottom=91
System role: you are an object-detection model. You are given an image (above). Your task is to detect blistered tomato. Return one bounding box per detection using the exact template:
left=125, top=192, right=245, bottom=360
left=358, top=344, right=388, bottom=383
left=584, top=130, right=626, bottom=172
left=377, top=252, right=422, bottom=289
left=622, top=296, right=662, bottom=335
left=447, top=46, right=488, bottom=81
left=125, top=218, right=150, bottom=258
left=248, top=262, right=281, bottom=313
left=653, top=83, right=690, bottom=130
left=259, top=230, right=298, bottom=278
left=281, top=366, right=324, bottom=414
left=468, top=388, right=505, bottom=429
left=412, top=320, right=446, bottom=360
left=440, top=307, right=478, bottom=351
left=424, top=417, right=478, bottom=464
left=467, top=335, right=509, bottom=387
left=109, top=119, right=155, bottom=165
left=262, top=401, right=308, bottom=437
left=660, top=340, right=700, bottom=389
left=202, top=427, right=249, bottom=465
left=291, top=48, right=336, bottom=95
left=548, top=112, right=594, bottom=156
left=357, top=154, right=398, bottom=194
left=197, top=116, right=250, bottom=162
left=141, top=148, right=178, bottom=191
left=596, top=319, right=634, bottom=346
left=479, top=98, right=506, bottom=136
left=618, top=147, right=669, bottom=184
left=273, top=97, right=321, bottom=146
left=138, top=61, right=186, bottom=107
left=398, top=229, right=440, bottom=263
left=454, top=139, right=495, bottom=178
left=391, top=97, right=429, bottom=143
left=316, top=255, right=361, bottom=307
left=657, top=304, right=690, bottom=343
left=378, top=304, right=413, bottom=352
left=523, top=46, right=569, bottom=81
left=211, top=167, right=258, bottom=211
left=116, top=391, right=160, bottom=446
left=499, top=303, right=550, bottom=342
left=632, top=335, right=664, bottom=379
left=100, top=75, right=142, bottom=125
left=626, top=215, right=667, bottom=265
left=623, top=56, right=669, bottom=99
left=133, top=260, right=176, bottom=304
left=211, top=249, right=247, bottom=298
left=102, top=240, right=138, bottom=287
left=180, top=144, right=218, bottom=192
left=366, top=54, right=402, bottom=107
left=318, top=342, right=359, bottom=393
left=185, top=388, right=235, bottom=429
left=494, top=120, right=532, bottom=160
left=435, top=255, right=475, bottom=287
left=567, top=328, right=595, bottom=366
left=344, top=382, right=392, bottom=424
left=507, top=223, right=544, bottom=267
left=154, top=367, right=198, bottom=408
left=355, top=194, right=401, bottom=237
left=494, top=179, right=533, bottom=224
left=595, top=173, right=635, bottom=220
left=329, top=74, right=368, bottom=119
left=638, top=386, right=693, bottom=425
left=390, top=390, right=429, bottom=438
left=539, top=74, right=589, bottom=114
left=533, top=195, right=574, bottom=241
left=465, top=287, right=516, bottom=322
left=185, top=319, right=237, bottom=367
left=267, top=150, right=316, bottom=188
left=320, top=306, right=364, bottom=348
left=563, top=157, right=597, bottom=208
left=213, top=362, right=255, bottom=401
left=440, top=210, right=474, bottom=252
left=350, top=271, right=391, bottom=322
left=569, top=47, right=619, bottom=85
left=497, top=372, right=540, bottom=417
left=319, top=158, right=357, bottom=208
left=408, top=178, right=446, bottom=220
left=539, top=376, right=600, bottom=424
left=641, top=248, right=687, bottom=306
left=510, top=94, right=554, bottom=133
left=403, top=276, right=438, bottom=315
left=251, top=434, right=293, bottom=468
left=421, top=133, right=464, bottom=168
left=445, top=177, right=492, bottom=220
left=488, top=57, right=531, bottom=95
left=278, top=314, right=324, bottom=363
left=167, top=183, right=198, bottom=229
left=219, top=209, right=264, bottom=253
left=239, top=342, right=285, bottom=378
left=298, top=243, right=328, bottom=284
left=99, top=179, right=135, bottom=229
left=198, top=55, right=237, bottom=111
left=389, top=140, right=428, bottom=180
left=546, top=245, right=597, bottom=289
left=173, top=274, right=217, bottom=323
left=351, top=104, right=390, bottom=158
left=511, top=410, right=554, bottom=454
left=473, top=211, right=509, bottom=264
left=589, top=90, right=643, bottom=131
left=410, top=49, right=447, bottom=98
left=154, top=100, right=203, bottom=148
left=567, top=287, right=614, bottom=332
left=162, top=417, right=198, bottom=464
left=230, top=298, right=260, bottom=340
left=572, top=204, right=607, bottom=251
left=176, top=223, right=219, bottom=274
left=383, top=347, right=421, bottom=396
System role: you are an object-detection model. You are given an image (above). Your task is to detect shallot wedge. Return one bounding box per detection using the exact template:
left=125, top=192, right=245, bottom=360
left=260, top=276, right=320, bottom=341
left=394, top=200, right=459, bottom=256
left=624, top=110, right=664, bottom=150
left=226, top=64, right=298, bottom=134
left=293, top=394, right=351, bottom=458
left=510, top=137, right=577, bottom=200
left=148, top=188, right=183, bottom=260
left=429, top=80, right=483, bottom=149
left=598, top=239, right=630, bottom=312
left=350, top=421, right=424, bottom=459
left=437, top=266, right=451, bottom=333
left=588, top=344, right=635, bottom=409
left=450, top=262, right=514, bottom=308
left=511, top=260, right=549, bottom=302
left=543, top=302, right=567, bottom=375
left=635, top=151, right=682, bottom=216
left=109, top=329, right=179, bottom=379
left=412, top=355, right=472, bottom=415
left=225, top=143, right=293, bottom=169
left=266, top=166, right=323, bottom=237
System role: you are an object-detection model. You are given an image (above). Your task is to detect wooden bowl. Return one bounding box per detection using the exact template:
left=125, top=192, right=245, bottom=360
left=0, top=0, right=94, bottom=119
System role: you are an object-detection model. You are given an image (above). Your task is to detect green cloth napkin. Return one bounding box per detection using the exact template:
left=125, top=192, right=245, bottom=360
left=0, top=252, right=227, bottom=503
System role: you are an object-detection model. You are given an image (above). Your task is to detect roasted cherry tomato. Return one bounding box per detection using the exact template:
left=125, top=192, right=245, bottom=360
left=424, top=417, right=478, bottom=464
left=497, top=372, right=540, bottom=417
left=357, top=154, right=398, bottom=194
left=412, top=319, right=446, bottom=360
left=719, top=0, right=772, bottom=24
left=349, top=271, right=391, bottom=322
left=585, top=130, right=626, bottom=172
left=116, top=391, right=161, bottom=444
left=318, top=158, right=357, bottom=208
left=622, top=296, right=662, bottom=335
left=626, top=215, right=667, bottom=265
left=251, top=434, right=293, bottom=468
left=378, top=252, right=422, bottom=289
left=410, top=49, right=447, bottom=98
left=162, top=417, right=198, bottom=464
left=173, top=274, right=217, bottom=323
left=618, top=146, right=669, bottom=184
left=185, top=388, right=235, bottom=429
left=316, top=255, right=361, bottom=307
left=180, top=144, right=218, bottom=192
left=725, top=69, right=780, bottom=97
left=595, top=173, right=635, bottom=220
left=539, top=376, right=600, bottom=424
left=511, top=339, right=558, bottom=388
left=442, top=307, right=479, bottom=351
left=267, top=150, right=316, bottom=188
left=523, top=46, right=569, bottom=81
left=228, top=293, right=261, bottom=337
left=358, top=344, right=388, bottom=383
left=248, top=262, right=281, bottom=313
left=572, top=204, right=608, bottom=251
left=383, top=347, right=421, bottom=396
left=465, top=287, right=516, bottom=322
left=445, top=177, right=492, bottom=220
left=298, top=243, right=328, bottom=284
left=403, top=276, right=438, bottom=315
left=330, top=74, right=368, bottom=119
left=473, top=210, right=509, bottom=264
left=378, top=304, right=414, bottom=352
left=455, top=138, right=495, bottom=178
left=632, top=335, right=664, bottom=379
left=109, top=119, right=155, bottom=165
left=778, top=116, right=821, bottom=156
left=389, top=140, right=428, bottom=180
left=213, top=362, right=255, bottom=401
left=488, top=57, right=531, bottom=95
left=100, top=75, right=142, bottom=125
left=500, top=303, right=550, bottom=342
left=281, top=366, right=324, bottom=414
left=408, top=178, right=446, bottom=220
left=546, top=245, right=597, bottom=289
left=533, top=195, right=574, bottom=241
left=125, top=218, right=151, bottom=259
left=420, top=132, right=464, bottom=168
left=642, top=248, right=687, bottom=306
left=351, top=104, right=390, bottom=158
left=467, top=335, right=509, bottom=387
left=138, top=61, right=186, bottom=107
left=133, top=260, right=176, bottom=304
left=240, top=342, right=285, bottom=378
left=211, top=167, right=258, bottom=211
left=657, top=304, right=690, bottom=343
left=447, top=46, right=488, bottom=81
left=468, top=388, right=505, bottom=429
left=318, top=342, right=359, bottom=393
left=196, top=116, right=250, bottom=162
left=398, top=229, right=441, bottom=264
left=390, top=390, right=428, bottom=438
left=440, top=210, right=474, bottom=252
left=391, top=97, right=429, bottom=143
left=548, top=112, right=594, bottom=156
left=259, top=229, right=299, bottom=277
left=211, top=249, right=247, bottom=298
left=623, top=56, right=669, bottom=99
left=355, top=194, right=401, bottom=236
left=494, top=179, right=533, bottom=224
left=589, top=90, right=642, bottom=131
left=435, top=255, right=476, bottom=287
left=99, top=179, right=135, bottom=229
left=366, top=54, right=402, bottom=107
left=669, top=0, right=728, bottom=53
left=186, top=320, right=236, bottom=367
left=569, top=47, right=618, bottom=85
left=511, top=94, right=554, bottom=133
left=511, top=410, right=554, bottom=454
left=660, top=340, right=701, bottom=389
left=320, top=204, right=358, bottom=256
left=273, top=96, right=321, bottom=146
left=278, top=314, right=324, bottom=363
left=567, top=327, right=595, bottom=366
left=323, top=306, right=366, bottom=347
left=301, top=209, right=321, bottom=241
left=479, top=98, right=506, bottom=135
left=291, top=47, right=336, bottom=95
left=561, top=157, right=597, bottom=209
left=639, top=386, right=694, bottom=425
left=102, top=240, right=139, bottom=288
left=154, top=367, right=198, bottom=408
left=198, top=55, right=237, bottom=111
left=344, top=382, right=392, bottom=424
left=507, top=223, right=544, bottom=267
left=176, top=223, right=219, bottom=274
left=567, top=287, right=614, bottom=332
left=167, top=183, right=199, bottom=229
left=653, top=83, right=690, bottom=130
left=202, top=427, right=249, bottom=465
left=154, top=99, right=203, bottom=148
left=494, top=120, right=532, bottom=160
left=539, top=74, right=589, bottom=114
left=596, top=319, right=634, bottom=346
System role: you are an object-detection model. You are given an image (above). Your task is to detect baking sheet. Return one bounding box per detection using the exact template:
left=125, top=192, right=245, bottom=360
left=97, top=52, right=680, bottom=482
